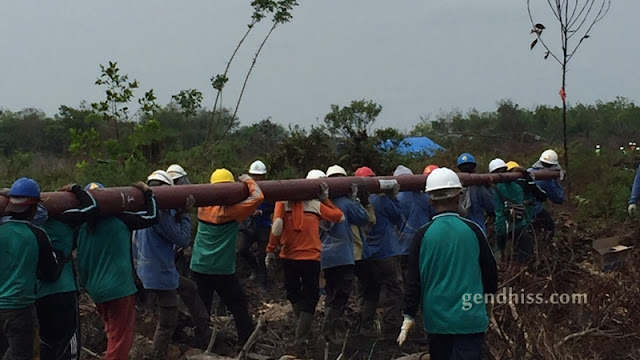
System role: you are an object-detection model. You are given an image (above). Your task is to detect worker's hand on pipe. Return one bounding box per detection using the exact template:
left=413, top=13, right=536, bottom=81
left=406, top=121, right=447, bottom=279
left=132, top=181, right=151, bottom=193
left=183, top=195, right=196, bottom=212
left=628, top=204, right=636, bottom=217
left=396, top=315, right=414, bottom=346
left=0, top=188, right=10, bottom=197
left=238, top=174, right=252, bottom=183
left=318, top=182, right=329, bottom=201
left=349, top=183, right=358, bottom=201
left=265, top=253, right=276, bottom=271
left=57, top=184, right=75, bottom=192
left=523, top=170, right=536, bottom=184
left=388, top=183, right=400, bottom=199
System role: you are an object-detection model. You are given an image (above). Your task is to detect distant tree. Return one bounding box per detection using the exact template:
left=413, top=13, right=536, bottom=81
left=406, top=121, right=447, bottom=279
left=172, top=89, right=203, bottom=119
left=527, top=0, right=611, bottom=187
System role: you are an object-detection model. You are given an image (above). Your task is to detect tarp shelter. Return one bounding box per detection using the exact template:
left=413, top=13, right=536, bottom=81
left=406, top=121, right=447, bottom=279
left=380, top=136, right=445, bottom=156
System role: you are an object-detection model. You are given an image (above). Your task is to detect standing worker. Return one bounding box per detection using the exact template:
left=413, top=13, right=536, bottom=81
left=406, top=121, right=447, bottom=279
left=627, top=163, right=640, bottom=217
left=76, top=181, right=158, bottom=360
left=398, top=168, right=498, bottom=359
left=237, top=160, right=274, bottom=290
left=265, top=169, right=344, bottom=352
left=133, top=170, right=210, bottom=358
left=190, top=169, right=264, bottom=347
left=395, top=165, right=435, bottom=280
left=528, top=150, right=564, bottom=240
left=167, top=164, right=191, bottom=185
left=594, top=145, right=601, bottom=157
left=0, top=178, right=63, bottom=360
left=455, top=153, right=495, bottom=233
left=319, top=165, right=369, bottom=343
left=356, top=166, right=403, bottom=335
left=35, top=184, right=100, bottom=360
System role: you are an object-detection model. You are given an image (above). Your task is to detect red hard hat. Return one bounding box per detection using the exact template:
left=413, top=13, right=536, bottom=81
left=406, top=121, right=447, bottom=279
left=354, top=166, right=376, bottom=177
left=423, top=164, right=439, bottom=175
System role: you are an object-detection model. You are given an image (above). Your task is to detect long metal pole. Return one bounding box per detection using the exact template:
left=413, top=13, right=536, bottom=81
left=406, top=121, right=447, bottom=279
left=0, top=171, right=560, bottom=216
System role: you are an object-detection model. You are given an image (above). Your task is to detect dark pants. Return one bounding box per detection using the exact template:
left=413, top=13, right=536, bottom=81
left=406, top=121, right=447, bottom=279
left=323, top=265, right=354, bottom=311
left=534, top=209, right=555, bottom=240
left=192, top=272, right=253, bottom=344
left=237, top=227, right=270, bottom=285
left=0, top=305, right=35, bottom=360
left=429, top=333, right=485, bottom=360
left=151, top=276, right=209, bottom=356
left=36, top=291, right=79, bottom=360
left=354, top=259, right=381, bottom=303
left=374, top=257, right=404, bottom=330
left=497, top=228, right=533, bottom=263
left=281, top=259, right=320, bottom=314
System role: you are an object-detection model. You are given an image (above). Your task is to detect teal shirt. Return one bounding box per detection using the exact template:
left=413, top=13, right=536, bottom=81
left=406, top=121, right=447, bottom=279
left=190, top=221, right=239, bottom=275
left=37, top=219, right=77, bottom=298
left=403, top=213, right=498, bottom=334
left=77, top=217, right=137, bottom=304
left=0, top=221, right=41, bottom=309
left=493, top=182, right=527, bottom=235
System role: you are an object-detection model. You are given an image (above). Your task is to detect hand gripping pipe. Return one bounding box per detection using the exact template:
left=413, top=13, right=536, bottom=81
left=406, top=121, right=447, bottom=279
left=0, top=171, right=560, bottom=216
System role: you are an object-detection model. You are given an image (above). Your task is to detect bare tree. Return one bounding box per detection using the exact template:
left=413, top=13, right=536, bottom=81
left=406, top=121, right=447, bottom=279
left=527, top=0, right=611, bottom=193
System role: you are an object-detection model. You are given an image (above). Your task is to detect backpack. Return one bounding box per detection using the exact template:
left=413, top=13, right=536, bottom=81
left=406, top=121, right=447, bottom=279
left=459, top=187, right=473, bottom=217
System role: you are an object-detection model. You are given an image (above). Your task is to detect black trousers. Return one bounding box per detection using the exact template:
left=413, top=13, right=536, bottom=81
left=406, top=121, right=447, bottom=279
left=35, top=291, right=80, bottom=360
left=497, top=228, right=533, bottom=263
left=192, top=272, right=254, bottom=344
left=534, top=208, right=555, bottom=239
left=0, top=305, right=35, bottom=360
left=354, top=259, right=381, bottom=303
left=429, top=333, right=485, bottom=360
left=237, top=227, right=270, bottom=282
left=323, top=265, right=354, bottom=311
left=281, top=259, right=320, bottom=313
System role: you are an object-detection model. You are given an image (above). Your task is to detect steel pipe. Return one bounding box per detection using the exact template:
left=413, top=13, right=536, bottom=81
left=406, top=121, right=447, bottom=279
left=0, top=171, right=560, bottom=216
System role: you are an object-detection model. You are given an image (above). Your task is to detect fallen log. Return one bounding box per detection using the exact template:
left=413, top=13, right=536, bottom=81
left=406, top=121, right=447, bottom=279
left=0, top=171, right=559, bottom=216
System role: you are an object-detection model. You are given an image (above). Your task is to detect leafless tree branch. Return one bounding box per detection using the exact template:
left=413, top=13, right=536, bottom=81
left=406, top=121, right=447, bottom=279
left=527, top=0, right=563, bottom=65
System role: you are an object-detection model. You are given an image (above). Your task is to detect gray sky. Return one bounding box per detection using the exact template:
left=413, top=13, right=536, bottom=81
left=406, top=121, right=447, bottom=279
left=1, top=1, right=637, bottom=132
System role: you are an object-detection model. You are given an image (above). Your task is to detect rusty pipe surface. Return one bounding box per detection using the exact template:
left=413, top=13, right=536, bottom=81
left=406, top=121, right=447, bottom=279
left=0, top=171, right=560, bottom=216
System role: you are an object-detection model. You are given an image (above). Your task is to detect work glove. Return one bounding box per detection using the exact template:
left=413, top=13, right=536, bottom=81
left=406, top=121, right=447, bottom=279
left=357, top=187, right=370, bottom=206
left=388, top=182, right=400, bottom=199
left=238, top=174, right=252, bottom=183
left=265, top=253, right=276, bottom=271
left=183, top=195, right=196, bottom=212
left=318, top=182, right=329, bottom=201
left=349, top=183, right=358, bottom=202
left=132, top=181, right=151, bottom=193
left=628, top=204, right=637, bottom=217
left=396, top=315, right=415, bottom=346
left=523, top=170, right=536, bottom=184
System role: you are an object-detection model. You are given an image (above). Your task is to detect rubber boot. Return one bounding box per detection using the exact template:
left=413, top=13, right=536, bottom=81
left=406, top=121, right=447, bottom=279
left=359, top=301, right=379, bottom=336
left=291, top=302, right=301, bottom=320
left=321, top=307, right=341, bottom=344
left=294, top=311, right=314, bottom=352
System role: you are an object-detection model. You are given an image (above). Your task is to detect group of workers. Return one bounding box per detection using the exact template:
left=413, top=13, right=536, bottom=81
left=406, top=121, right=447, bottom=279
left=0, top=149, right=565, bottom=360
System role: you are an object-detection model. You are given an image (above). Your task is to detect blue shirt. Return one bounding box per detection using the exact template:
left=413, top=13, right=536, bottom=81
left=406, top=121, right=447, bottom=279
left=397, top=191, right=434, bottom=256
left=133, top=209, right=191, bottom=290
left=529, top=161, right=564, bottom=213
left=629, top=165, right=640, bottom=205
left=320, top=197, right=369, bottom=269
left=363, top=194, right=402, bottom=260
left=464, top=185, right=495, bottom=233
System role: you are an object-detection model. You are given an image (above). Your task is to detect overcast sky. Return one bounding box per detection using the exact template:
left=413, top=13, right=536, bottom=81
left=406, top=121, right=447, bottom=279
left=0, top=1, right=637, bottom=132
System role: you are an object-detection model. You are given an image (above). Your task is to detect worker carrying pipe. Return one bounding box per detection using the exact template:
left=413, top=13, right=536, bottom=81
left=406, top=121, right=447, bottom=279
left=0, top=171, right=560, bottom=217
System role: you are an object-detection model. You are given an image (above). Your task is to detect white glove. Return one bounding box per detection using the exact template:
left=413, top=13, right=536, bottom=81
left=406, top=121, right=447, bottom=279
left=349, top=183, right=358, bottom=201
left=238, top=174, right=252, bottom=183
left=265, top=253, right=276, bottom=270
left=628, top=204, right=637, bottom=217
left=318, top=182, right=329, bottom=201
left=396, top=315, right=415, bottom=346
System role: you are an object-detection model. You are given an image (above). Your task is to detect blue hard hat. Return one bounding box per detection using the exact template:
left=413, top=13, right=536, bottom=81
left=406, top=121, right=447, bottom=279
left=85, top=182, right=105, bottom=190
left=457, top=153, right=476, bottom=166
left=9, top=177, right=41, bottom=198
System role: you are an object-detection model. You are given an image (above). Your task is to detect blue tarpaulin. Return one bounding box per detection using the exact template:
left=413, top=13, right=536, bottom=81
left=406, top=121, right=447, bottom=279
left=379, top=136, right=445, bottom=156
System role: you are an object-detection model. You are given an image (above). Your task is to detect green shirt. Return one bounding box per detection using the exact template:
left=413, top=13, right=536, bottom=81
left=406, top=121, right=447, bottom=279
left=77, top=217, right=137, bottom=304
left=190, top=221, right=239, bottom=275
left=0, top=221, right=41, bottom=309
left=37, top=219, right=77, bottom=298
left=404, top=213, right=498, bottom=334
left=493, top=182, right=527, bottom=235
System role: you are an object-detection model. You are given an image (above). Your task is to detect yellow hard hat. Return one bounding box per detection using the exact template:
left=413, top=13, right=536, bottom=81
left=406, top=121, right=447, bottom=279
left=506, top=161, right=521, bottom=171
left=210, top=168, right=234, bottom=184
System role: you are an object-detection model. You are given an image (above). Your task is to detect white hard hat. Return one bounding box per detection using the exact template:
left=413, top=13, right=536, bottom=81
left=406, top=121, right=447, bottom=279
left=147, top=170, right=174, bottom=185
left=393, top=165, right=413, bottom=177
left=166, top=164, right=187, bottom=179
left=425, top=167, right=462, bottom=200
left=326, top=165, right=347, bottom=177
left=488, top=158, right=508, bottom=173
left=306, top=169, right=327, bottom=179
left=249, top=160, right=267, bottom=175
left=539, top=149, right=559, bottom=165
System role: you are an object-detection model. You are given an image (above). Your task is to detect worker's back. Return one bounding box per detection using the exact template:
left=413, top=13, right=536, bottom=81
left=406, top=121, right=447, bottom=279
left=0, top=220, right=40, bottom=309
left=416, top=213, right=489, bottom=334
